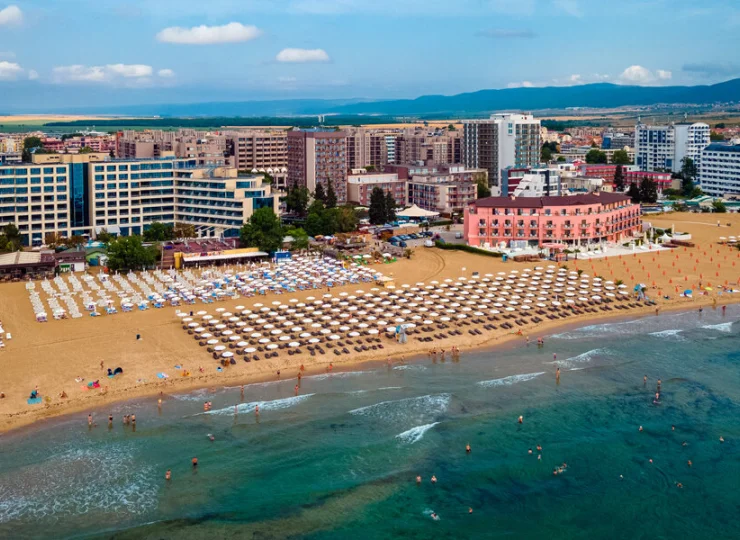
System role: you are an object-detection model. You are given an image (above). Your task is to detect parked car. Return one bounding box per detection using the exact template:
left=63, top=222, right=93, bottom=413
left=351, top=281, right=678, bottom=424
left=424, top=240, right=434, bottom=248
left=455, top=232, right=463, bottom=239
left=399, top=241, right=408, bottom=248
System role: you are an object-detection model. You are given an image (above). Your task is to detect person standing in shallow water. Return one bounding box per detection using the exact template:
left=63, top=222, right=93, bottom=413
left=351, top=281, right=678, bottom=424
left=556, top=368, right=560, bottom=384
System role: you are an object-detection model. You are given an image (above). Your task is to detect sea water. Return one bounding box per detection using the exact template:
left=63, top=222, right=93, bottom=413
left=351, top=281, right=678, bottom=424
left=1, top=306, right=739, bottom=539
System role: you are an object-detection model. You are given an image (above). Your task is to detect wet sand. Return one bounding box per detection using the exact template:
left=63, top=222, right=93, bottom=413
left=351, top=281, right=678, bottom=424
left=1, top=213, right=739, bottom=433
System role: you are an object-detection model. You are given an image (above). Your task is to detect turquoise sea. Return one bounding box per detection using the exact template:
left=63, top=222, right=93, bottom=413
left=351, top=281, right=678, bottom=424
left=1, top=306, right=739, bottom=539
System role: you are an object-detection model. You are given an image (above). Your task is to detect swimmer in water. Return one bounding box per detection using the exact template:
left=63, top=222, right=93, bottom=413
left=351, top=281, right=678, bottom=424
left=536, top=445, right=542, bottom=452
left=528, top=448, right=533, bottom=455
left=431, top=475, right=437, bottom=484
left=416, top=475, right=422, bottom=484
left=108, top=414, right=113, bottom=427
left=431, top=512, right=439, bottom=521
left=255, top=404, right=260, bottom=416
left=672, top=425, right=675, bottom=431
left=639, top=426, right=644, bottom=432
left=208, top=434, right=215, bottom=442
left=469, top=507, right=473, bottom=514
left=720, top=436, right=725, bottom=443
left=643, top=375, right=647, bottom=386
left=88, top=414, right=93, bottom=426
left=192, top=457, right=198, bottom=468
left=556, top=367, right=560, bottom=383
left=294, top=384, right=299, bottom=396
left=553, top=353, right=557, bottom=361
left=518, top=415, right=524, bottom=424
left=687, top=460, right=692, bottom=467
left=165, top=470, right=171, bottom=481
left=466, top=443, right=471, bottom=454
left=158, top=398, right=162, bottom=409
left=131, top=414, right=136, bottom=425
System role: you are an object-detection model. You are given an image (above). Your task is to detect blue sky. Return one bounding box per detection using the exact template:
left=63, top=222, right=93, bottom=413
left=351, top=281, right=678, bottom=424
left=1, top=0, right=739, bottom=110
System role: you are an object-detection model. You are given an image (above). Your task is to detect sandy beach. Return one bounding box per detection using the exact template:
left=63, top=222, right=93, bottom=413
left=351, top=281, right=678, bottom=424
left=1, top=212, right=739, bottom=433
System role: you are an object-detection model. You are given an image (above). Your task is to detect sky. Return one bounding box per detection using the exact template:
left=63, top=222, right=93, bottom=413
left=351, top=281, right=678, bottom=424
left=1, top=0, right=740, bottom=111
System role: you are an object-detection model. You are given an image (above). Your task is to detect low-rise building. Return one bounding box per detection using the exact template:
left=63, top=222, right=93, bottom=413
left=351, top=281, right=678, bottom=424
left=346, top=171, right=406, bottom=207
left=464, top=193, right=640, bottom=248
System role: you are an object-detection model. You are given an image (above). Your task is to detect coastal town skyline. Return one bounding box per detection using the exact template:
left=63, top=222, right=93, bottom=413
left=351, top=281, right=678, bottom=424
left=2, top=0, right=740, bottom=109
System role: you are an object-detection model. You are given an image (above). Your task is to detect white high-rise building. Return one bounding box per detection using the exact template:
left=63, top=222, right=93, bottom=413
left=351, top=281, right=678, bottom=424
left=463, top=113, right=541, bottom=187
left=698, top=142, right=740, bottom=196
left=635, top=122, right=709, bottom=173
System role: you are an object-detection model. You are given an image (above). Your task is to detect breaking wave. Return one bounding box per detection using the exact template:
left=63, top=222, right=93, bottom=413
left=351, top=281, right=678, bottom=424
left=395, top=422, right=440, bottom=444
left=477, top=372, right=545, bottom=388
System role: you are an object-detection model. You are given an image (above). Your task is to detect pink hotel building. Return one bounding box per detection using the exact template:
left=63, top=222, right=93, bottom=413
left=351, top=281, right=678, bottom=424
left=464, top=193, right=641, bottom=248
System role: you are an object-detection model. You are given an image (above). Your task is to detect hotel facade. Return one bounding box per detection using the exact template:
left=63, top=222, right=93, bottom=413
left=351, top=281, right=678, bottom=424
left=0, top=154, right=279, bottom=246
left=464, top=193, right=641, bottom=248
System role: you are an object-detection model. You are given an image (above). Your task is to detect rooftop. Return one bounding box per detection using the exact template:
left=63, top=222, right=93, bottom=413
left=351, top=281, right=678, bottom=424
left=472, top=193, right=632, bottom=209
left=0, top=251, right=55, bottom=268
left=704, top=143, right=740, bottom=153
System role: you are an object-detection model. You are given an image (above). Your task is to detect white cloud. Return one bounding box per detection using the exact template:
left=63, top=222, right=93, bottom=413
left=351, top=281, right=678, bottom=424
left=156, top=22, right=262, bottom=45
left=158, top=68, right=175, bottom=78
left=276, top=48, right=330, bottom=63
left=619, top=65, right=672, bottom=84
left=0, top=60, right=23, bottom=80
left=507, top=81, right=536, bottom=88
left=106, top=63, right=153, bottom=78
left=278, top=76, right=297, bottom=83
left=553, top=0, right=582, bottom=17
left=52, top=64, right=161, bottom=84
left=569, top=74, right=582, bottom=83
left=0, top=5, right=22, bottom=26
left=27, top=69, right=38, bottom=80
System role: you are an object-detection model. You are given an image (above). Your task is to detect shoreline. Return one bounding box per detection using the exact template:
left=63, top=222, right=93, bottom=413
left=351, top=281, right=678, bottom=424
left=2, top=294, right=735, bottom=436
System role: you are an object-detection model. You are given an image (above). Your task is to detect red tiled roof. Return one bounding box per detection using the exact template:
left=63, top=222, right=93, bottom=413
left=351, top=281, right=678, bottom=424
left=472, top=193, right=631, bottom=209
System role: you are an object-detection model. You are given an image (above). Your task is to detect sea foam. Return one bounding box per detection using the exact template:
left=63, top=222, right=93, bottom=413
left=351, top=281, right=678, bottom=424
left=203, top=394, right=314, bottom=416
left=649, top=329, right=685, bottom=340
left=349, top=394, right=450, bottom=425
left=477, top=372, right=545, bottom=388
left=395, top=422, right=440, bottom=444
left=701, top=322, right=734, bottom=333
left=549, top=348, right=609, bottom=369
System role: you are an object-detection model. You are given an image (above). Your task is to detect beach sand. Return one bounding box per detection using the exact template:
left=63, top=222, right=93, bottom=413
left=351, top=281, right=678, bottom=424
left=1, top=213, right=739, bottom=433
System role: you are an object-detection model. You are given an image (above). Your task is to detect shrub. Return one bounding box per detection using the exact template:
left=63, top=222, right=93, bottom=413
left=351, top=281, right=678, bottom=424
left=434, top=241, right=504, bottom=257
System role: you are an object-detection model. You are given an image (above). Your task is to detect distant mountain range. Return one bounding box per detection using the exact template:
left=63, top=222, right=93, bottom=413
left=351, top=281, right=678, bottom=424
left=53, top=78, right=740, bottom=118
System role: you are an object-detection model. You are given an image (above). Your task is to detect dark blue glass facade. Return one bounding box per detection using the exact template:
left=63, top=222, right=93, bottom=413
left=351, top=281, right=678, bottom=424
left=70, top=163, right=89, bottom=228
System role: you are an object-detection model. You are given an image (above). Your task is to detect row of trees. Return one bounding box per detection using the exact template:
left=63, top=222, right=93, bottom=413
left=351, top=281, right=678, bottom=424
left=584, top=148, right=631, bottom=165
left=241, top=181, right=361, bottom=252
left=626, top=177, right=659, bottom=204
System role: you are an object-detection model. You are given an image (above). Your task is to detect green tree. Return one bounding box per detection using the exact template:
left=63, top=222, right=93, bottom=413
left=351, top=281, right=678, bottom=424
left=368, top=186, right=386, bottom=225
left=627, top=182, right=641, bottom=204
left=335, top=205, right=359, bottom=233
left=107, top=235, right=157, bottom=271
left=541, top=145, right=553, bottom=162
left=65, top=235, right=85, bottom=249
left=715, top=122, right=726, bottom=129
left=173, top=222, right=196, bottom=239
left=613, top=164, right=625, bottom=192
left=612, top=149, right=631, bottom=165
left=96, top=228, right=114, bottom=245
left=384, top=192, right=397, bottom=223
left=78, top=146, right=94, bottom=154
left=44, top=231, right=65, bottom=249
left=585, top=149, right=608, bottom=164
left=712, top=200, right=727, bottom=213
left=326, top=181, right=338, bottom=209
left=638, top=177, right=658, bottom=204
left=304, top=211, right=325, bottom=237
left=321, top=208, right=339, bottom=235
left=285, top=182, right=309, bottom=216
left=364, top=165, right=376, bottom=172
left=313, top=183, right=326, bottom=204
left=22, top=136, right=43, bottom=162
left=143, top=222, right=174, bottom=242
left=477, top=177, right=491, bottom=198
left=557, top=156, right=566, bottom=162
left=284, top=226, right=309, bottom=249
left=689, top=186, right=703, bottom=198
left=447, top=124, right=457, bottom=131
left=2, top=223, right=22, bottom=246
left=680, top=157, right=698, bottom=197
left=239, top=207, right=283, bottom=253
